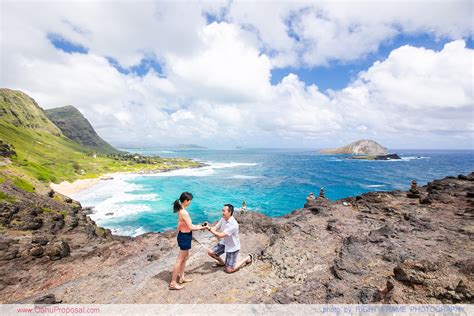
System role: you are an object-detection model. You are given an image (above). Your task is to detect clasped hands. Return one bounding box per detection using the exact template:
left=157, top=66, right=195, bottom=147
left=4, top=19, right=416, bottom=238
left=201, top=222, right=210, bottom=231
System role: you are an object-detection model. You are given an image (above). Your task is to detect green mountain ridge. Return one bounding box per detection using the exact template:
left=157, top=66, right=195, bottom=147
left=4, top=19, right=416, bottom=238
left=45, top=105, right=120, bottom=154
left=0, top=88, right=201, bottom=185
left=0, top=89, right=62, bottom=135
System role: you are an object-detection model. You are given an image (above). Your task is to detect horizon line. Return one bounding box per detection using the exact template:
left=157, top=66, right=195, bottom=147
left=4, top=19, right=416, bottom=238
left=116, top=146, right=474, bottom=151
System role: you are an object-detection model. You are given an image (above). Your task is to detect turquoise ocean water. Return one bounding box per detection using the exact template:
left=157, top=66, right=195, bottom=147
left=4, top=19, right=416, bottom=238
left=72, top=149, right=474, bottom=236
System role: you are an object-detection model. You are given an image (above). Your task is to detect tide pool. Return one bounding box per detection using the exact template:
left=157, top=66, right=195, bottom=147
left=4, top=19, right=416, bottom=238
left=72, top=149, right=474, bottom=236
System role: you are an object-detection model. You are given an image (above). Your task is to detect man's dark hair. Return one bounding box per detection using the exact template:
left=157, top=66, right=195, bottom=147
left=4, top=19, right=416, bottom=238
left=224, top=203, right=234, bottom=216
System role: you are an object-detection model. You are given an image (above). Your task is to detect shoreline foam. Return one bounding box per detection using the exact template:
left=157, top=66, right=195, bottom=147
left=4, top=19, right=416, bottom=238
left=49, top=170, right=163, bottom=197
left=49, top=161, right=208, bottom=197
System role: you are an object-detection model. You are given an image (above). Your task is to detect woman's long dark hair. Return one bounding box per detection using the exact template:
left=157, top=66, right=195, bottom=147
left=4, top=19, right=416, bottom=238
left=173, top=192, right=193, bottom=213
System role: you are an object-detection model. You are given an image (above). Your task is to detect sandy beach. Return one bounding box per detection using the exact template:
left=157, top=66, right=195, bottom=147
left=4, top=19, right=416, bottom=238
left=50, top=174, right=120, bottom=197
left=49, top=164, right=204, bottom=198
left=50, top=178, right=101, bottom=197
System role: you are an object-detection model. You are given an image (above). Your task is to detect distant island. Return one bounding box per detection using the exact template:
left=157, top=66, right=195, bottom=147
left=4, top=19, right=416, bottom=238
left=0, top=89, right=471, bottom=305
left=175, top=144, right=207, bottom=149
left=320, top=139, right=401, bottom=160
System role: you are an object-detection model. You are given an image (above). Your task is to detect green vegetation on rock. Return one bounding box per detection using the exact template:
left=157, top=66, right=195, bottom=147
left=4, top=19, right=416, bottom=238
left=41, top=207, right=55, bottom=213
left=13, top=177, right=35, bottom=192
left=0, top=89, right=62, bottom=135
left=0, top=191, right=16, bottom=203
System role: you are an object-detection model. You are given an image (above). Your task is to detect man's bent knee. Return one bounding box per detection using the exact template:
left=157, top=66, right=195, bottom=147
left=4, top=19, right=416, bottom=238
left=207, top=249, right=215, bottom=256
left=224, top=267, right=236, bottom=274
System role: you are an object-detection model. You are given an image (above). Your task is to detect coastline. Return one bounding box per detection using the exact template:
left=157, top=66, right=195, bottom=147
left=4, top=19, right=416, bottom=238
left=50, top=174, right=117, bottom=197
left=2, top=172, right=472, bottom=304
left=50, top=178, right=99, bottom=196
left=49, top=163, right=207, bottom=197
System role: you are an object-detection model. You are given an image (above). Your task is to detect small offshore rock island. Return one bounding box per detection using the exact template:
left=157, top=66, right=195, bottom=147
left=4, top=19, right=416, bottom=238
left=321, top=140, right=402, bottom=160
left=0, top=89, right=472, bottom=304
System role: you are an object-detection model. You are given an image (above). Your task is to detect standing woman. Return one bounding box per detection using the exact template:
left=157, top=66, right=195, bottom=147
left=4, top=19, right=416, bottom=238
left=169, top=192, right=207, bottom=290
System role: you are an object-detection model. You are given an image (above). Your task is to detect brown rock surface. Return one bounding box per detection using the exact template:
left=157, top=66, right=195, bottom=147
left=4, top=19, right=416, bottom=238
left=0, top=173, right=472, bottom=304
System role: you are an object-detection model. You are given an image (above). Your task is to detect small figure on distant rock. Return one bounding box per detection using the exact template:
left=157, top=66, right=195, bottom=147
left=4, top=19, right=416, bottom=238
left=410, top=180, right=418, bottom=192
left=407, top=180, right=420, bottom=198
left=319, top=187, right=325, bottom=199
left=240, top=200, right=247, bottom=213
left=306, top=192, right=315, bottom=204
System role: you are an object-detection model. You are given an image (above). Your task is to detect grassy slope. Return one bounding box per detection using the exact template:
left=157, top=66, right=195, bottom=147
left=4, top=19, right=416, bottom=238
left=0, top=88, right=62, bottom=135
left=0, top=88, right=200, bottom=188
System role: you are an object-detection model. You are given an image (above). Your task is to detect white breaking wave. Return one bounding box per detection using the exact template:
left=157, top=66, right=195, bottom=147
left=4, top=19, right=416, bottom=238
left=89, top=198, right=154, bottom=222
left=72, top=174, right=144, bottom=201
left=111, top=226, right=149, bottom=237
left=142, top=161, right=258, bottom=178
left=231, top=175, right=262, bottom=179
left=364, top=184, right=386, bottom=188
left=376, top=156, right=430, bottom=162
left=348, top=156, right=429, bottom=162
left=71, top=161, right=258, bottom=226
left=72, top=175, right=159, bottom=222
left=400, top=156, right=429, bottom=161
left=209, top=162, right=258, bottom=168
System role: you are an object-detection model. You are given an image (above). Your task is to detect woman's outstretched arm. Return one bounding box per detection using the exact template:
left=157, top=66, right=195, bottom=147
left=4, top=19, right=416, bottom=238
left=182, top=211, right=206, bottom=231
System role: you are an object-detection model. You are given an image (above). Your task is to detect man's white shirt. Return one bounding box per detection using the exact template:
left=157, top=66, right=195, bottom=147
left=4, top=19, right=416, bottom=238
left=215, top=216, right=240, bottom=252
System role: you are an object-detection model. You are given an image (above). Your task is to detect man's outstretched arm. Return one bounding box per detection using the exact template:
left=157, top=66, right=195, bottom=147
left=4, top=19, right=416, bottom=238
left=209, top=226, right=227, bottom=239
left=209, top=223, right=237, bottom=239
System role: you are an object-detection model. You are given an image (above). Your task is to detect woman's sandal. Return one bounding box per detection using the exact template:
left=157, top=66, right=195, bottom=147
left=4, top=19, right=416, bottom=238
left=212, top=262, right=225, bottom=267
left=246, top=254, right=256, bottom=266
left=177, top=276, right=193, bottom=284
left=169, top=283, right=184, bottom=290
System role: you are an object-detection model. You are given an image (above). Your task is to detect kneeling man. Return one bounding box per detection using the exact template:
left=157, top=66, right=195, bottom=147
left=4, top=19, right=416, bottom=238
left=207, top=204, right=253, bottom=273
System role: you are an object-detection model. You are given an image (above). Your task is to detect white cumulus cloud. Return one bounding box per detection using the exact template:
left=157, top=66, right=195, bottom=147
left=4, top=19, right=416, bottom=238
left=0, top=0, right=473, bottom=149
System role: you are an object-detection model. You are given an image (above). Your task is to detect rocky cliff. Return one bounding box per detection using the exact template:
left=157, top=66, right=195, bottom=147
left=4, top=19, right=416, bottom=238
left=321, top=140, right=388, bottom=156
left=0, top=173, right=472, bottom=304
left=45, top=105, right=120, bottom=154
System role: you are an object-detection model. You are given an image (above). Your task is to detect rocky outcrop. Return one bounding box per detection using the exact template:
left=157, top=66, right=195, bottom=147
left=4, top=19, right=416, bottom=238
left=45, top=240, right=70, bottom=261
left=320, top=140, right=388, bottom=156
left=0, top=172, right=472, bottom=304
left=0, top=175, right=113, bottom=294
left=263, top=173, right=473, bottom=304
left=374, top=153, right=401, bottom=160
left=34, top=294, right=61, bottom=304
left=0, top=141, right=16, bottom=158
left=350, top=153, right=401, bottom=160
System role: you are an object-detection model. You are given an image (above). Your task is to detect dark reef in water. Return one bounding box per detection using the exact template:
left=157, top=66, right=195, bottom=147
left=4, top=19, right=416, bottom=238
left=349, top=153, right=402, bottom=160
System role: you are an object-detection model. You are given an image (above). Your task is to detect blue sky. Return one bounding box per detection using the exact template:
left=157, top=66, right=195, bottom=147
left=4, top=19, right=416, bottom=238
left=3, top=1, right=473, bottom=149
left=49, top=31, right=473, bottom=94
left=48, top=33, right=89, bottom=54
left=271, top=34, right=474, bottom=91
